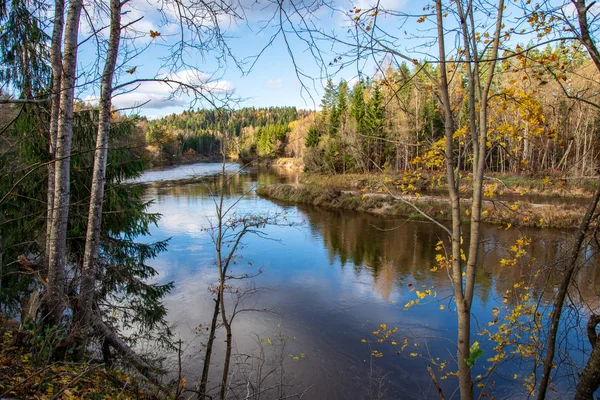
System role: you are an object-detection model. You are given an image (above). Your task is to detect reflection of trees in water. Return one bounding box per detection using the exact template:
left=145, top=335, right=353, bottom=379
left=144, top=167, right=300, bottom=200
left=298, top=205, right=600, bottom=306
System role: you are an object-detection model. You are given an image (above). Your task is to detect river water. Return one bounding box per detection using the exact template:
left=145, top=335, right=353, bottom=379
left=137, top=162, right=599, bottom=399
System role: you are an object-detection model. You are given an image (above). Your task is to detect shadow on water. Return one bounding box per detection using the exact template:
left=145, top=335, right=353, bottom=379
left=137, top=163, right=599, bottom=399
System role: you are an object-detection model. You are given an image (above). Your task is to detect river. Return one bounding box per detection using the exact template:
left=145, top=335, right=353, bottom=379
left=136, top=162, right=599, bottom=399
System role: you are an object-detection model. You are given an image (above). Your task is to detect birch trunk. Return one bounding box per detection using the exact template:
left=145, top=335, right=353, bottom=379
left=464, top=0, right=504, bottom=334
left=76, top=0, right=121, bottom=335
left=434, top=2, right=471, bottom=398
left=42, top=0, right=84, bottom=327
left=45, top=0, right=65, bottom=271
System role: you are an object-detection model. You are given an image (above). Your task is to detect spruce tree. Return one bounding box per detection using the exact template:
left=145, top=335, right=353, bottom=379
left=367, top=84, right=386, bottom=168
left=0, top=0, right=50, bottom=98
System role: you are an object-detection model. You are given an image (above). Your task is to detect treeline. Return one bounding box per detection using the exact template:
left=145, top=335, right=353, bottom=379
left=145, top=107, right=312, bottom=163
left=302, top=44, right=600, bottom=176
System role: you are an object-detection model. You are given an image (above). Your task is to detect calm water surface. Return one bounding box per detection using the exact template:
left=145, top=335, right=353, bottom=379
left=137, top=163, right=599, bottom=399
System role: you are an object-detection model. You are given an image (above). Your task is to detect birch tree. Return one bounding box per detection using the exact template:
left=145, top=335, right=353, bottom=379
left=448, top=1, right=505, bottom=397
left=270, top=0, right=507, bottom=398
left=42, top=0, right=84, bottom=327
left=45, top=0, right=65, bottom=274
left=75, top=0, right=123, bottom=341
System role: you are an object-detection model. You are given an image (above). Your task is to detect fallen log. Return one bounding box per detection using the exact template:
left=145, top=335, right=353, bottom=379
left=93, top=315, right=162, bottom=387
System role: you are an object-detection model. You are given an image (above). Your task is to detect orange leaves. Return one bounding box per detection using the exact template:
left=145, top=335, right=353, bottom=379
left=149, top=30, right=161, bottom=38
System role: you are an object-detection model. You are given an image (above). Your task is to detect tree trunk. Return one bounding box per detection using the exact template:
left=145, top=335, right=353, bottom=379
left=537, top=2, right=600, bottom=398
left=434, top=2, right=472, bottom=398
left=574, top=315, right=600, bottom=400
left=199, top=292, right=220, bottom=399
left=42, top=0, right=84, bottom=327
left=45, top=0, right=65, bottom=271
left=536, top=175, right=600, bottom=399
left=94, top=315, right=161, bottom=385
left=76, top=0, right=121, bottom=339
left=219, top=285, right=232, bottom=400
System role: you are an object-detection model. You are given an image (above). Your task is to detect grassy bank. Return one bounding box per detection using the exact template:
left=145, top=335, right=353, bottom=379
left=256, top=183, right=587, bottom=229
left=0, top=320, right=159, bottom=399
left=298, top=172, right=597, bottom=198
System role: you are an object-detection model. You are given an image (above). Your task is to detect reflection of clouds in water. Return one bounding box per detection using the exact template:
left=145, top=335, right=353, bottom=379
left=155, top=212, right=208, bottom=236
left=145, top=258, right=171, bottom=284
left=141, top=165, right=599, bottom=398
left=132, top=163, right=241, bottom=184
left=168, top=243, right=206, bottom=253
left=161, top=256, right=442, bottom=398
left=184, top=244, right=204, bottom=252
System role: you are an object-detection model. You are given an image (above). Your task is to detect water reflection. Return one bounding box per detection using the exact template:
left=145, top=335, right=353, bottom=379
left=297, top=204, right=600, bottom=306
left=137, top=163, right=599, bottom=399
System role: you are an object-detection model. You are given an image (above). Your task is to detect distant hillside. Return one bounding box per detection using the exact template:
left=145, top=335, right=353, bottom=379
left=143, top=106, right=313, bottom=165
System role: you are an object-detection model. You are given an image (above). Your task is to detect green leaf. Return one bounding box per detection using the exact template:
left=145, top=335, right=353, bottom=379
left=466, top=341, right=484, bottom=366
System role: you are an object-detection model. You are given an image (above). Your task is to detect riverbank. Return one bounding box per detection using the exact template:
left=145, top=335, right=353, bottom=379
left=256, top=179, right=590, bottom=229
left=239, top=157, right=304, bottom=171
left=0, top=320, right=160, bottom=399
left=298, top=172, right=597, bottom=198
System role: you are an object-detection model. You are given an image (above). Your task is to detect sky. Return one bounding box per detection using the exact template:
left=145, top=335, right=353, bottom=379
left=74, top=0, right=427, bottom=118
left=73, top=0, right=563, bottom=119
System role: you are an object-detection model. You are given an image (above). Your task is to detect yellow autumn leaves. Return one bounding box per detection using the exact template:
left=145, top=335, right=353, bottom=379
left=500, top=236, right=531, bottom=267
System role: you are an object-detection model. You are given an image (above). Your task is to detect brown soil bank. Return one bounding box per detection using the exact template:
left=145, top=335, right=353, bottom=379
left=245, top=157, right=304, bottom=171
left=256, top=183, right=588, bottom=229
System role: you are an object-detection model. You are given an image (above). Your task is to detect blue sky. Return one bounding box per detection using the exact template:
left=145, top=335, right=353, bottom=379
left=74, top=0, right=554, bottom=118
left=74, top=0, right=423, bottom=118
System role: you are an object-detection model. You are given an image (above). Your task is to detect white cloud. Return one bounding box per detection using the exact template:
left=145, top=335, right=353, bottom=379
left=112, top=91, right=189, bottom=110
left=347, top=76, right=359, bottom=88
left=266, top=78, right=283, bottom=89
left=350, top=0, right=407, bottom=11
left=83, top=69, right=234, bottom=113
left=168, top=69, right=234, bottom=94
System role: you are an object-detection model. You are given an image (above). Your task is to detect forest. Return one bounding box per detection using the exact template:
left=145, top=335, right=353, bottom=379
left=146, top=44, right=600, bottom=180
left=144, top=107, right=310, bottom=163
left=0, top=0, right=600, bottom=399
left=302, top=48, right=599, bottom=176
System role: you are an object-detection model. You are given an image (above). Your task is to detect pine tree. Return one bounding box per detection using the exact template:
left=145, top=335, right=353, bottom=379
left=350, top=80, right=369, bottom=172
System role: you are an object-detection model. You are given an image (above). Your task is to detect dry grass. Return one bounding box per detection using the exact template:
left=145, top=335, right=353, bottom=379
left=298, top=172, right=597, bottom=199
left=257, top=184, right=588, bottom=229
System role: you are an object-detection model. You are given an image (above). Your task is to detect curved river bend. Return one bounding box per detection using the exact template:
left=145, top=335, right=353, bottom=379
left=137, top=162, right=599, bottom=399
